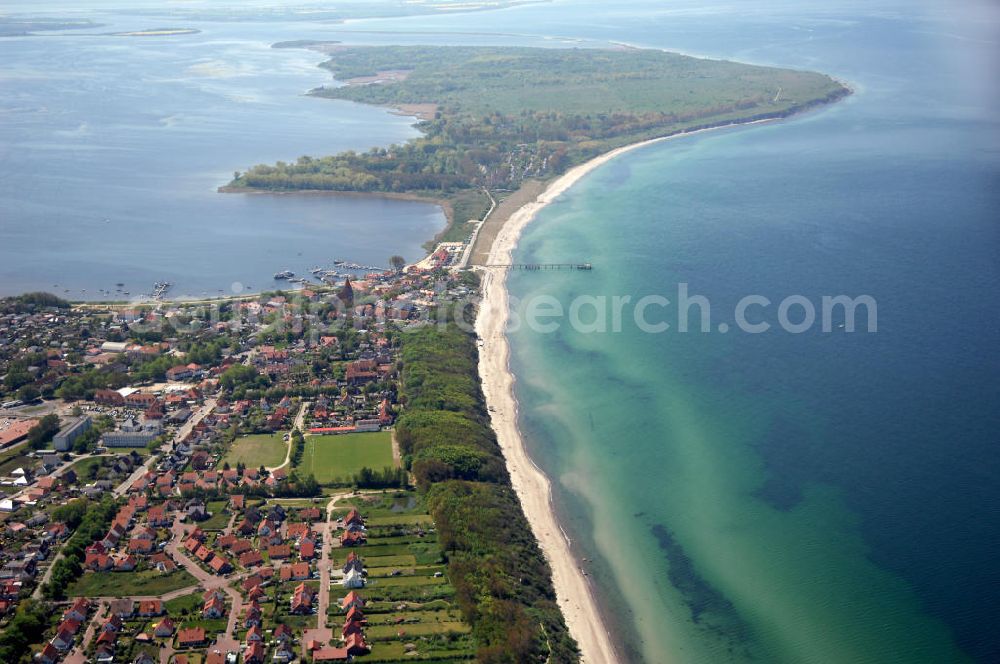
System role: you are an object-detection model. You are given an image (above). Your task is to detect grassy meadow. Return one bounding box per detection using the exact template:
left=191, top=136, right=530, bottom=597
left=301, top=431, right=394, bottom=484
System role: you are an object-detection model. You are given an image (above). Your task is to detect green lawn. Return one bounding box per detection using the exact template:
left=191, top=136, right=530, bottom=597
left=354, top=554, right=416, bottom=568
left=358, top=639, right=476, bottom=661
left=0, top=451, right=33, bottom=477
left=337, top=491, right=421, bottom=517
left=68, top=456, right=104, bottom=480
left=164, top=590, right=203, bottom=617
left=300, top=432, right=394, bottom=485
left=67, top=569, right=197, bottom=597
left=367, top=514, right=433, bottom=527
left=367, top=564, right=447, bottom=578
left=371, top=575, right=449, bottom=588
left=199, top=501, right=230, bottom=530
left=224, top=433, right=288, bottom=468
left=367, top=621, right=470, bottom=639
left=359, top=542, right=443, bottom=565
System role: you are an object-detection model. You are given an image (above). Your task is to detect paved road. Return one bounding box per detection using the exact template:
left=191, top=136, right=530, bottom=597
left=63, top=600, right=107, bottom=664
left=391, top=429, right=402, bottom=467
left=316, top=505, right=335, bottom=630
left=267, top=401, right=309, bottom=473
left=302, top=491, right=357, bottom=652
left=164, top=515, right=244, bottom=653
left=35, top=398, right=215, bottom=599
left=114, top=397, right=217, bottom=498
left=31, top=451, right=121, bottom=599
left=0, top=397, right=71, bottom=420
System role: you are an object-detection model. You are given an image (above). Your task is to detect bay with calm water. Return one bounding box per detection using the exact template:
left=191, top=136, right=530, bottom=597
left=0, top=1, right=606, bottom=301
left=0, top=4, right=445, bottom=300
left=4, top=1, right=999, bottom=662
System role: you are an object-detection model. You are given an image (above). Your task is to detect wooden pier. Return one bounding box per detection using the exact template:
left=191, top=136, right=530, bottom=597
left=485, top=262, right=592, bottom=270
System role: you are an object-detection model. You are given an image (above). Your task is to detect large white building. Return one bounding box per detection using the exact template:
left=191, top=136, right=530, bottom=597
left=102, top=417, right=161, bottom=448
left=53, top=417, right=92, bottom=452
left=354, top=419, right=381, bottom=433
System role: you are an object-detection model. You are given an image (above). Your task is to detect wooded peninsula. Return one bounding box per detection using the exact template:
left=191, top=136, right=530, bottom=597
left=226, top=45, right=849, bottom=240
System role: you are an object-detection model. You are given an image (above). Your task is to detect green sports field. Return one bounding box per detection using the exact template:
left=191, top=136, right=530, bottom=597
left=301, top=431, right=394, bottom=484
left=224, top=433, right=288, bottom=468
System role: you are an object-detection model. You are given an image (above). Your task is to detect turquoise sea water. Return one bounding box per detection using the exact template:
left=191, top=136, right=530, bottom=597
left=497, top=2, right=1000, bottom=662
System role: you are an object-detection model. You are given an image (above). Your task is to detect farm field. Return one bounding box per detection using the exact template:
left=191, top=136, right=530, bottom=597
left=300, top=431, right=394, bottom=484
left=223, top=432, right=287, bottom=468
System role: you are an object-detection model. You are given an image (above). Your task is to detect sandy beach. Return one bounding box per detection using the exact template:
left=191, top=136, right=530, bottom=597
left=474, top=122, right=780, bottom=663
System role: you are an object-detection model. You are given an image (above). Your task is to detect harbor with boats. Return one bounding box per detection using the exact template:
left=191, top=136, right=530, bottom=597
left=273, top=259, right=390, bottom=286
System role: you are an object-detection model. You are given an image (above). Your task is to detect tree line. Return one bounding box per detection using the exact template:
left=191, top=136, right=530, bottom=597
left=396, top=324, right=578, bottom=663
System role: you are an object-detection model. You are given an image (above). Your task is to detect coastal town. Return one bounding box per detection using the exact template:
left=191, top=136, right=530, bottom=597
left=0, top=263, right=484, bottom=664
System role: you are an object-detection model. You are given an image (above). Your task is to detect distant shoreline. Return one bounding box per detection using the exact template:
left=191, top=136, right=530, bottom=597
left=466, top=90, right=851, bottom=266
left=108, top=28, right=200, bottom=37
left=220, top=83, right=851, bottom=270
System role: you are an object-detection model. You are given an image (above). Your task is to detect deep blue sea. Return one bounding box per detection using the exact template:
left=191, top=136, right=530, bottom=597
left=496, top=1, right=1000, bottom=662
left=3, top=1, right=999, bottom=661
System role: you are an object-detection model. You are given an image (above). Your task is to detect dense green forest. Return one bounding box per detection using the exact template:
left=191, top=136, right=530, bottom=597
left=397, top=324, right=579, bottom=663
left=228, top=45, right=848, bottom=239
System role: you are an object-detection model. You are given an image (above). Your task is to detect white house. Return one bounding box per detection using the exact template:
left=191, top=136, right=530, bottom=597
left=341, top=568, right=365, bottom=589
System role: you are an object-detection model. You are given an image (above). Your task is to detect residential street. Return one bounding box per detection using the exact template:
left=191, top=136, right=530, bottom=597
left=63, top=601, right=106, bottom=664
left=266, top=401, right=308, bottom=473
left=163, top=514, right=245, bottom=654
left=114, top=397, right=217, bottom=498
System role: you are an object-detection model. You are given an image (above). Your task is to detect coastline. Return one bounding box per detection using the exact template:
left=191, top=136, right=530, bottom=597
left=474, top=118, right=790, bottom=664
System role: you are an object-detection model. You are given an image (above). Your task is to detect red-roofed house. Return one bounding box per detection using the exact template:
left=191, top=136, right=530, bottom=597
left=177, top=627, right=206, bottom=648
left=290, top=582, right=314, bottom=615
left=202, top=594, right=226, bottom=619
left=62, top=598, right=89, bottom=623
left=36, top=643, right=60, bottom=664
left=244, top=641, right=266, bottom=664
left=208, top=555, right=232, bottom=575
left=312, top=647, right=349, bottom=662
left=153, top=617, right=175, bottom=637
left=279, top=562, right=311, bottom=582
left=239, top=550, right=264, bottom=568
left=137, top=599, right=162, bottom=617
left=341, top=591, right=365, bottom=612
left=268, top=544, right=291, bottom=560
